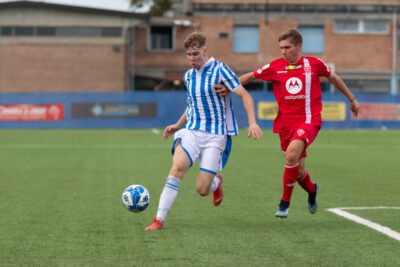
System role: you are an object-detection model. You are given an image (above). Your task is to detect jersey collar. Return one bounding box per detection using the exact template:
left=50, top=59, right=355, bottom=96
left=197, top=57, right=215, bottom=73
left=286, top=56, right=304, bottom=66
left=284, top=56, right=305, bottom=70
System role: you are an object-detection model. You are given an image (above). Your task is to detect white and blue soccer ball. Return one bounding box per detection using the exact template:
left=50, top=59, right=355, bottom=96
left=122, top=185, right=150, bottom=212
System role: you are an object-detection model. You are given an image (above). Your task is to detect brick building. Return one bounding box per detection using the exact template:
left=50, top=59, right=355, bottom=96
left=136, top=0, right=400, bottom=93
left=0, top=0, right=399, bottom=93
left=0, top=1, right=146, bottom=92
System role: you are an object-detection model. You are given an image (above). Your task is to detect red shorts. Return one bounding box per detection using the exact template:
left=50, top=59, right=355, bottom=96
left=279, top=123, right=320, bottom=159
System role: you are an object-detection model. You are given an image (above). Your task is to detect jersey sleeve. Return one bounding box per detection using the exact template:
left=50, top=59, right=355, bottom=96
left=315, top=58, right=331, bottom=77
left=253, top=63, right=274, bottom=81
left=219, top=63, right=241, bottom=91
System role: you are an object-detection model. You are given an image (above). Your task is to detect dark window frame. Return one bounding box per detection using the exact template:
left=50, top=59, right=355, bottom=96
left=149, top=25, right=174, bottom=51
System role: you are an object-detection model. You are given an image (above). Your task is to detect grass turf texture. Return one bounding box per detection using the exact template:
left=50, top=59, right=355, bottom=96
left=0, top=129, right=399, bottom=266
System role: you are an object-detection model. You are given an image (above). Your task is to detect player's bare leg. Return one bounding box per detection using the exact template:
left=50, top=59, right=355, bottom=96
left=285, top=139, right=305, bottom=166
left=169, top=144, right=191, bottom=178
left=196, top=170, right=224, bottom=206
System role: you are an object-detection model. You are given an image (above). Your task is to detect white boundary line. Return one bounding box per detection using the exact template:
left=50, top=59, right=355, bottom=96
left=0, top=144, right=170, bottom=149
left=327, top=207, right=400, bottom=242
left=0, top=144, right=399, bottom=150
left=151, top=128, right=161, bottom=135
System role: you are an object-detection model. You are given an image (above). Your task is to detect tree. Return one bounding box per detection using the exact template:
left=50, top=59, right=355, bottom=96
left=130, top=0, right=172, bottom=16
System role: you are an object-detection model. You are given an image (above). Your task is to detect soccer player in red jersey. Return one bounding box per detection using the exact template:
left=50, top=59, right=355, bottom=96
left=215, top=28, right=360, bottom=218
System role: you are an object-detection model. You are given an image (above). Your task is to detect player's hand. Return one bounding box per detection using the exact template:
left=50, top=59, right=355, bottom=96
left=163, top=124, right=179, bottom=140
left=350, top=98, right=360, bottom=118
left=213, top=84, right=230, bottom=97
left=248, top=123, right=263, bottom=140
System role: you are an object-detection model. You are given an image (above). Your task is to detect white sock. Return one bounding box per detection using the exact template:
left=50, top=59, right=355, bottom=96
left=156, top=175, right=181, bottom=222
left=207, top=176, right=220, bottom=195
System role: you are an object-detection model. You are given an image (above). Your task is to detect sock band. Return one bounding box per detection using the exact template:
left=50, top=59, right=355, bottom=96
left=165, top=176, right=181, bottom=191
left=285, top=163, right=299, bottom=168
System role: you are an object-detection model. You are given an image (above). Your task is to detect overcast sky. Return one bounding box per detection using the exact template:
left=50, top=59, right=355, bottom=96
left=0, top=0, right=150, bottom=12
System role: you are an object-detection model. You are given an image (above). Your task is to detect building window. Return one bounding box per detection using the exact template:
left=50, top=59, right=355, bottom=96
left=233, top=25, right=259, bottom=53
left=334, top=20, right=358, bottom=33
left=15, top=27, right=34, bottom=36
left=0, top=26, right=123, bottom=37
left=0, top=27, right=12, bottom=36
left=101, top=27, right=122, bottom=37
left=363, top=20, right=387, bottom=33
left=150, top=26, right=173, bottom=50
left=219, top=32, right=229, bottom=39
left=335, top=19, right=388, bottom=34
left=299, top=26, right=324, bottom=54
left=57, top=27, right=102, bottom=37
left=37, top=27, right=56, bottom=36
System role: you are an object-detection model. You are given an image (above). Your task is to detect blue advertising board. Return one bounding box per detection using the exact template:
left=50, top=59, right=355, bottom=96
left=0, top=92, right=399, bottom=129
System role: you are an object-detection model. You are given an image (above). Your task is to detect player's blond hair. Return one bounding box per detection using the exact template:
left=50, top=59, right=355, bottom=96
left=184, top=32, right=207, bottom=49
left=278, top=28, right=303, bottom=45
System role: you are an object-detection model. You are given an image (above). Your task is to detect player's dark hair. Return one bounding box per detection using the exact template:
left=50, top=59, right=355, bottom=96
left=184, top=32, right=207, bottom=49
left=278, top=28, right=303, bottom=45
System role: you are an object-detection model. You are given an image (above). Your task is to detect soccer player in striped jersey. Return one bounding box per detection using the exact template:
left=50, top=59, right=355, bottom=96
left=215, top=28, right=360, bottom=218
left=145, top=32, right=263, bottom=230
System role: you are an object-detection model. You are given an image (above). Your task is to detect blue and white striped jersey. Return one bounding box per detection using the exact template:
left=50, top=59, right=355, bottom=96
left=183, top=57, right=240, bottom=136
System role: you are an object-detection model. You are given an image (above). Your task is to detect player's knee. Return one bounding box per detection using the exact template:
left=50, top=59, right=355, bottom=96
left=284, top=152, right=298, bottom=165
left=169, top=165, right=186, bottom=178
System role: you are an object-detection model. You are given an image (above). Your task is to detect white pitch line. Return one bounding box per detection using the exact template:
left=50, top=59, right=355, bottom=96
left=327, top=207, right=400, bottom=242
left=151, top=128, right=161, bottom=135
left=0, top=144, right=170, bottom=149
left=333, top=207, right=400, bottom=210
left=0, top=143, right=399, bottom=150
left=0, top=143, right=363, bottom=149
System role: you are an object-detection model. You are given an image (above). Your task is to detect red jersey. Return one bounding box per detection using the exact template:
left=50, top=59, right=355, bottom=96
left=253, top=56, right=331, bottom=133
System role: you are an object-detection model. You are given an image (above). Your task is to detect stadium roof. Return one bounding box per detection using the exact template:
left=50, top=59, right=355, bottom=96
left=0, top=0, right=149, bottom=17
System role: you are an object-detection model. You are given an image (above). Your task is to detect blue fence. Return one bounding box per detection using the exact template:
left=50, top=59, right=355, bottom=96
left=0, top=92, right=399, bottom=129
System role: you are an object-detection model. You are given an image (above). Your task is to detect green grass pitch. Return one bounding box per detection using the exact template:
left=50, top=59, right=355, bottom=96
left=0, top=129, right=399, bottom=266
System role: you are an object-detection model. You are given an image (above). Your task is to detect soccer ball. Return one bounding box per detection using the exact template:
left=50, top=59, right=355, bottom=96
left=122, top=185, right=150, bottom=212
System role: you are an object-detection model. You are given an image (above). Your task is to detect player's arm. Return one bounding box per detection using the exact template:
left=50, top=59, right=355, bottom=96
left=327, top=73, right=360, bottom=118
left=232, top=86, right=263, bottom=140
left=163, top=108, right=187, bottom=140
left=213, top=72, right=256, bottom=96
left=239, top=72, right=256, bottom=86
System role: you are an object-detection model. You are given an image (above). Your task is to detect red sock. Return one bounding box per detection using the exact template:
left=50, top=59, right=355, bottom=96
left=297, top=171, right=316, bottom=194
left=281, top=163, right=299, bottom=202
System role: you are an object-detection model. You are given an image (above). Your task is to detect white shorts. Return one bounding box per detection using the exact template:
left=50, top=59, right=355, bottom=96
left=171, top=129, right=232, bottom=174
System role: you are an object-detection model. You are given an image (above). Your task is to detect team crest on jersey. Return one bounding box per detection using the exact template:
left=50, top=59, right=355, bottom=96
left=304, top=66, right=312, bottom=74
left=297, top=129, right=305, bottom=136
left=285, top=77, right=303, bottom=94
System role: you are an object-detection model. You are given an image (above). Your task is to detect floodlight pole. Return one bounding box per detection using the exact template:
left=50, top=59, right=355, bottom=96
left=391, top=12, right=398, bottom=95
left=0, top=34, right=2, bottom=92
left=127, top=25, right=136, bottom=92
